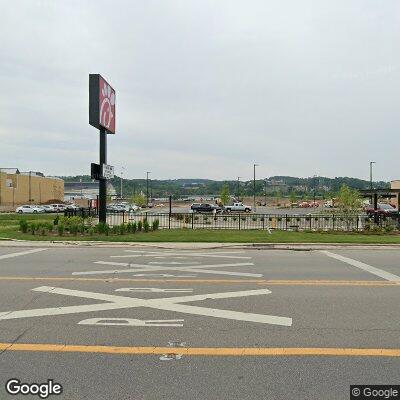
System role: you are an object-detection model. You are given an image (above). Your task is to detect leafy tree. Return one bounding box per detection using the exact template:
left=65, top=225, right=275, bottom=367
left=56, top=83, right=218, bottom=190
left=337, top=184, right=362, bottom=214
left=220, top=183, right=230, bottom=205
left=132, top=193, right=146, bottom=207
left=289, top=191, right=296, bottom=204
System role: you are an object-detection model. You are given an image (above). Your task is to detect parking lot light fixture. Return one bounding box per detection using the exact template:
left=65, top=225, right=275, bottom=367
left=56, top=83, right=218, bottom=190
left=253, top=164, right=259, bottom=211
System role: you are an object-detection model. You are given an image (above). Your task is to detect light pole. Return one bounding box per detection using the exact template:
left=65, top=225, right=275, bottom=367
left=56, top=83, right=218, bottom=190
left=313, top=175, right=317, bottom=205
left=253, top=163, right=259, bottom=211
left=264, top=179, right=268, bottom=205
left=120, top=167, right=125, bottom=199
left=146, top=171, right=151, bottom=206
left=237, top=177, right=242, bottom=200
left=370, top=161, right=376, bottom=190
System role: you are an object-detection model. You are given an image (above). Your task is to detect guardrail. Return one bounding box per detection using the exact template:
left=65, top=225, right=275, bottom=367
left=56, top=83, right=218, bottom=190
left=65, top=209, right=400, bottom=232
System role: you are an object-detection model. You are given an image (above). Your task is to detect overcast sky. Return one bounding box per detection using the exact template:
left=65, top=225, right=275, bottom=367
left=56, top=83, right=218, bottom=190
left=1, top=0, right=399, bottom=181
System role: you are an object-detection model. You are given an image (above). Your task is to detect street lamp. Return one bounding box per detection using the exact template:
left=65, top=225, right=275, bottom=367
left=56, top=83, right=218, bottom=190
left=253, top=163, right=259, bottom=211
left=370, top=161, right=376, bottom=190
left=120, top=167, right=125, bottom=199
left=146, top=171, right=151, bottom=206
left=237, top=177, right=242, bottom=200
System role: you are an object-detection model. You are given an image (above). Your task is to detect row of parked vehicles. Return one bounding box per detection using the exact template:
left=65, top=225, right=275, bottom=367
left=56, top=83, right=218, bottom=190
left=15, top=204, right=80, bottom=214
left=190, top=202, right=252, bottom=213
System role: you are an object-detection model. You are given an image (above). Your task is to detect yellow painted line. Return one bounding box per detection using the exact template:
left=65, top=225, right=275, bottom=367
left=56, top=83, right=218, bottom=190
left=0, top=276, right=397, bottom=286
left=0, top=343, right=398, bottom=357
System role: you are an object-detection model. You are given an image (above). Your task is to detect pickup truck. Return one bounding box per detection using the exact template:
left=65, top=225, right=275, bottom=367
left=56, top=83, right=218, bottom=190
left=223, top=202, right=252, bottom=213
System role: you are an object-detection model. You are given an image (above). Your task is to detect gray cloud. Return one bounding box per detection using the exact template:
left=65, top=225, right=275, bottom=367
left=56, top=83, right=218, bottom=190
left=1, top=0, right=399, bottom=181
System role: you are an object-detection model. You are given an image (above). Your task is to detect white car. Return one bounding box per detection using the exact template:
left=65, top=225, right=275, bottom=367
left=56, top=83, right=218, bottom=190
left=16, top=205, right=45, bottom=214
left=41, top=205, right=56, bottom=213
left=50, top=204, right=66, bottom=212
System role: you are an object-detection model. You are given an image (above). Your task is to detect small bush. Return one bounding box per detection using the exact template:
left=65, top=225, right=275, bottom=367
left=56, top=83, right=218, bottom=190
left=138, top=220, right=143, bottom=231
left=30, top=223, right=38, bottom=235
left=252, top=217, right=257, bottom=222
left=53, top=215, right=59, bottom=226
left=132, top=222, right=137, bottom=233
left=184, top=215, right=190, bottom=224
left=152, top=219, right=159, bottom=231
left=69, top=224, right=79, bottom=236
left=119, top=224, right=127, bottom=235
left=111, top=225, right=120, bottom=235
left=19, top=219, right=28, bottom=233
left=88, top=227, right=95, bottom=236
left=57, top=224, right=65, bottom=236
left=143, top=220, right=150, bottom=232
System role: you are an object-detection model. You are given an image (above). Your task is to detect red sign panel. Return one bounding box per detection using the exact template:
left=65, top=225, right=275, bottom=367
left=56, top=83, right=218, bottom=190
left=89, top=74, right=116, bottom=134
left=99, top=76, right=116, bottom=133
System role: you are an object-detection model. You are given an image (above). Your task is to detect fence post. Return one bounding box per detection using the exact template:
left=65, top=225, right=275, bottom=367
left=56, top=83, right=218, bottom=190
left=239, top=215, right=241, bottom=230
left=285, top=214, right=288, bottom=230
left=332, top=214, right=335, bottom=231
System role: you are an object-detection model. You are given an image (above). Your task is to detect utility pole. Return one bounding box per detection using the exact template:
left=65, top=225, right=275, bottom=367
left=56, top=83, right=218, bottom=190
left=29, top=171, right=32, bottom=204
left=264, top=179, right=267, bottom=205
left=146, top=171, right=151, bottom=207
left=237, top=177, right=242, bottom=200
left=120, top=167, right=125, bottom=199
left=313, top=175, right=318, bottom=206
left=370, top=161, right=375, bottom=190
left=253, top=163, right=259, bottom=211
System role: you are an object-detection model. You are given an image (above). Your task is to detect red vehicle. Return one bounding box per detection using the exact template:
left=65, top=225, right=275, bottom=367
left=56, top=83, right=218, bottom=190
left=365, top=203, right=398, bottom=216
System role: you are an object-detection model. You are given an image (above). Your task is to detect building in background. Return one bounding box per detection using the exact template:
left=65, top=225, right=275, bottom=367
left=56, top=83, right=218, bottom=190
left=0, top=168, right=64, bottom=207
left=64, top=181, right=116, bottom=204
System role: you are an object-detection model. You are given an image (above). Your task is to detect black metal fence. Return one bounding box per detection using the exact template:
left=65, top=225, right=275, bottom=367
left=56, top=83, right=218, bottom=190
left=65, top=209, right=400, bottom=232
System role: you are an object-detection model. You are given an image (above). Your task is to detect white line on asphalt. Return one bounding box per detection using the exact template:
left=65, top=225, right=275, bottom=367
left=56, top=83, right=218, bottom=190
left=0, top=286, right=292, bottom=326
left=78, top=318, right=184, bottom=327
left=115, top=288, right=193, bottom=293
left=0, top=248, right=47, bottom=260
left=120, top=251, right=251, bottom=259
left=73, top=261, right=261, bottom=278
left=148, top=261, right=201, bottom=265
left=320, top=251, right=400, bottom=282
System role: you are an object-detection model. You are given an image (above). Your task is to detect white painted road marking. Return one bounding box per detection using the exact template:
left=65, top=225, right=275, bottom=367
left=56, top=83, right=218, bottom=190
left=120, top=250, right=252, bottom=259
left=78, top=318, right=184, bottom=327
left=320, top=251, right=400, bottom=282
left=115, top=288, right=193, bottom=293
left=73, top=261, right=262, bottom=278
left=0, top=248, right=47, bottom=260
left=131, top=274, right=197, bottom=277
left=149, top=261, right=201, bottom=265
left=0, top=286, right=292, bottom=326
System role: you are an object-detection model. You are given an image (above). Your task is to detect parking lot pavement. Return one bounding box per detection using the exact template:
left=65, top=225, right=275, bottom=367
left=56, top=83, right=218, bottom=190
left=0, top=246, right=399, bottom=399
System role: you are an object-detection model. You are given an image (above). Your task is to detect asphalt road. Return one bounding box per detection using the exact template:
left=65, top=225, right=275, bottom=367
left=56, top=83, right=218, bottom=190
left=0, top=246, right=399, bottom=399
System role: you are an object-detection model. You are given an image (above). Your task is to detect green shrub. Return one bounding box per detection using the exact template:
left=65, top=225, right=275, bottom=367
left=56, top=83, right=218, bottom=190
left=252, top=217, right=257, bottom=222
left=19, top=219, right=28, bottom=233
left=53, top=215, right=59, bottom=225
left=152, top=219, right=159, bottom=231
left=88, top=227, right=95, bottom=236
left=184, top=215, right=190, bottom=223
left=132, top=222, right=137, bottom=233
left=57, top=224, right=65, bottom=236
left=119, top=224, right=127, bottom=235
left=30, top=223, right=38, bottom=235
left=138, top=220, right=143, bottom=231
left=69, top=224, right=79, bottom=236
left=111, top=225, right=120, bottom=234
left=194, top=216, right=199, bottom=221
left=143, top=220, right=150, bottom=232
left=96, top=222, right=108, bottom=234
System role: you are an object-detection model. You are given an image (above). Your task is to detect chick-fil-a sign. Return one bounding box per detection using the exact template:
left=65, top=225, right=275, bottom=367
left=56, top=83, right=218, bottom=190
left=89, top=74, right=116, bottom=134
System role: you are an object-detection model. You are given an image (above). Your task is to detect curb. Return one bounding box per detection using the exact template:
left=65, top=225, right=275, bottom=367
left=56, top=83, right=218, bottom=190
left=1, top=239, right=400, bottom=250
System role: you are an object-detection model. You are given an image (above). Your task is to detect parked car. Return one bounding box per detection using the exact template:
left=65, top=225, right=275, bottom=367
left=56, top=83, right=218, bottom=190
left=223, top=202, right=252, bottom=213
left=191, top=203, right=222, bottom=213
left=365, top=203, right=398, bottom=216
left=41, top=205, right=56, bottom=213
left=16, top=205, right=45, bottom=214
left=65, top=204, right=80, bottom=211
left=50, top=204, right=66, bottom=213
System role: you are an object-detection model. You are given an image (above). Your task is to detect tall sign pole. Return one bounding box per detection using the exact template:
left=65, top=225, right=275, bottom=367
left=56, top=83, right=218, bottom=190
left=89, top=74, right=116, bottom=224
